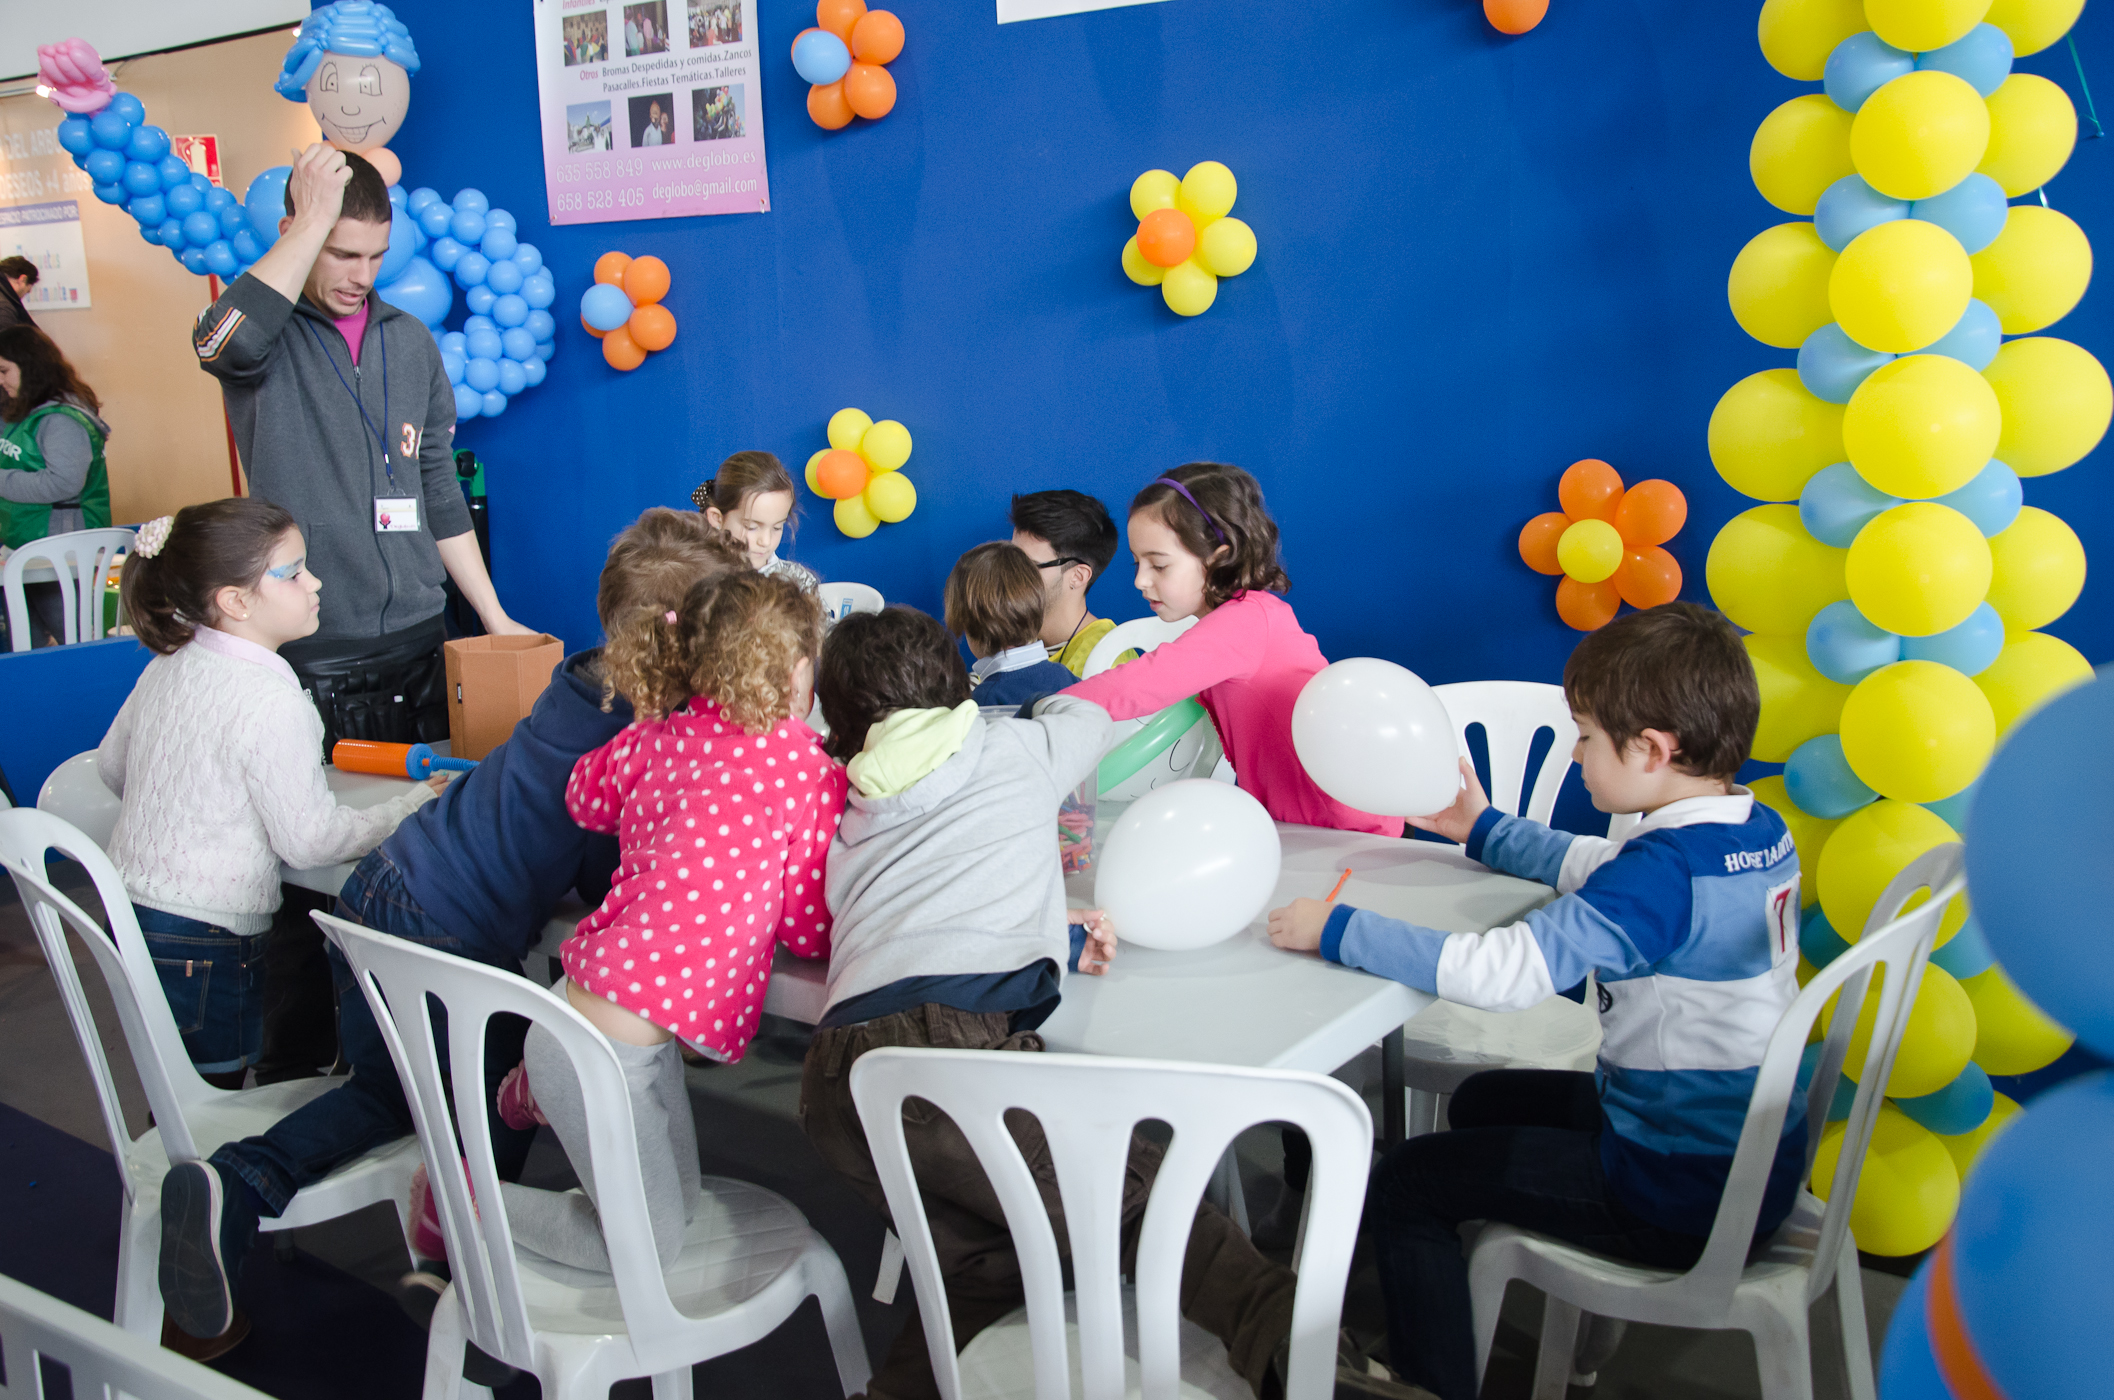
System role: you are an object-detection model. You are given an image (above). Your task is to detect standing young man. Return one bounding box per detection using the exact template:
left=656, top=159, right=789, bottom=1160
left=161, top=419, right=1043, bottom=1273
left=1008, top=488, right=1124, bottom=676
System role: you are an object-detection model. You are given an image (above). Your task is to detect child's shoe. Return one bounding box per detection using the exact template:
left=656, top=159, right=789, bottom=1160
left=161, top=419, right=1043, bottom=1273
left=396, top=1164, right=518, bottom=1389
left=158, top=1160, right=257, bottom=1340
left=496, top=1060, right=549, bottom=1130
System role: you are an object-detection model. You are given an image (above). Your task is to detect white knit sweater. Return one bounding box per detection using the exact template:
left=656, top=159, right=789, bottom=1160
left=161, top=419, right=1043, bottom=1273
left=97, top=628, right=436, bottom=932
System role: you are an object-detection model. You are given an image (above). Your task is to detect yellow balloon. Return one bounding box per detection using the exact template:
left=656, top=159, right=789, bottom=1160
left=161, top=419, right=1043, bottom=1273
left=1822, top=962, right=1976, bottom=1097
left=1196, top=217, right=1256, bottom=278
left=1938, top=1090, right=2021, bottom=1182
left=1819, top=799, right=1965, bottom=944
left=859, top=419, right=913, bottom=473
left=1809, top=1107, right=1960, bottom=1256
left=1985, top=336, right=2114, bottom=476
left=1752, top=773, right=1842, bottom=904
left=1974, top=629, right=2093, bottom=734
left=1970, top=204, right=2092, bottom=334
left=1842, top=354, right=2002, bottom=498
left=1177, top=161, right=1237, bottom=228
left=1556, top=519, right=1624, bottom=583
left=1839, top=660, right=1996, bottom=802
left=1708, top=369, right=1847, bottom=501
left=1977, top=73, right=2078, bottom=195
left=1845, top=502, right=1993, bottom=637
left=863, top=470, right=916, bottom=524
left=833, top=494, right=879, bottom=539
left=1121, top=236, right=1167, bottom=287
left=1758, top=0, right=1871, bottom=79
left=1751, top=94, right=1857, bottom=215
left=1128, top=169, right=1180, bottom=221
left=827, top=407, right=873, bottom=452
left=1728, top=223, right=1839, bottom=349
left=1707, top=505, right=1850, bottom=635
left=1851, top=70, right=1991, bottom=201
left=1985, top=505, right=2086, bottom=631
left=1161, top=259, right=1217, bottom=316
left=1964, top=963, right=2075, bottom=1073
left=1865, top=0, right=1992, bottom=52
left=1982, top=0, right=2085, bottom=55
left=804, top=448, right=827, bottom=496
left=1829, top=218, right=1974, bottom=354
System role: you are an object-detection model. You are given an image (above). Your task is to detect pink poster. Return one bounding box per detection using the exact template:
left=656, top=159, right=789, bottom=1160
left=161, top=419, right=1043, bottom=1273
left=533, top=0, right=770, bottom=224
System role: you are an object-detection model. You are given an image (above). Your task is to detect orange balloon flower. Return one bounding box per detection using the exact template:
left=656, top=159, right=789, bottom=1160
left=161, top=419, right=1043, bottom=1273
left=1518, top=459, right=1689, bottom=630
left=1484, top=0, right=1550, bottom=35
left=801, top=0, right=903, bottom=129
left=585, top=251, right=679, bottom=371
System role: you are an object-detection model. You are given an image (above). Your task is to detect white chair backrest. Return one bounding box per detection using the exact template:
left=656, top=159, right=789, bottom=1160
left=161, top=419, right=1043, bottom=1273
left=1432, top=681, right=1578, bottom=825
left=817, top=581, right=884, bottom=625
left=0, top=1271, right=270, bottom=1400
left=2, top=527, right=132, bottom=652
left=320, top=912, right=701, bottom=1377
left=37, top=750, right=120, bottom=848
left=1081, top=615, right=1195, bottom=679
left=850, top=1048, right=1371, bottom=1400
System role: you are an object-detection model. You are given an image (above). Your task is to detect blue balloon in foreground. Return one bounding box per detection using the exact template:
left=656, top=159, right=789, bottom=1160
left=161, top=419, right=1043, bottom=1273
left=379, top=202, right=418, bottom=284
left=1918, top=298, right=2002, bottom=372
left=580, top=282, right=634, bottom=332
left=1825, top=32, right=1915, bottom=112
left=1785, top=734, right=1878, bottom=819
left=1877, top=1267, right=1952, bottom=1400
left=1800, top=461, right=1899, bottom=547
left=1910, top=175, right=2009, bottom=255
left=1893, top=1061, right=1993, bottom=1136
left=454, top=381, right=484, bottom=421
left=792, top=28, right=853, bottom=85
left=1900, top=602, right=2005, bottom=676
left=245, top=166, right=292, bottom=246
left=375, top=254, right=452, bottom=328
left=1815, top=175, right=1909, bottom=252
left=1807, top=599, right=1901, bottom=685
left=1800, top=323, right=1894, bottom=403
left=1934, top=459, right=2022, bottom=537
left=1916, top=22, right=2015, bottom=97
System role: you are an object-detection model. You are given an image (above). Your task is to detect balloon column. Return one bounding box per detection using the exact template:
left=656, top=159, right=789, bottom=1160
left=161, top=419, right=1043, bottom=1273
left=1517, top=459, right=1688, bottom=630
left=578, top=253, right=677, bottom=371
left=1714, top=0, right=2105, bottom=1257
left=387, top=188, right=557, bottom=420
left=1121, top=162, right=1258, bottom=317
left=792, top=0, right=905, bottom=129
left=804, top=408, right=917, bottom=538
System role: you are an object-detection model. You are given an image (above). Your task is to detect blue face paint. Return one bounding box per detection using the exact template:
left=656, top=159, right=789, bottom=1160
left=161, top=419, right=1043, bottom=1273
left=265, top=557, right=307, bottom=581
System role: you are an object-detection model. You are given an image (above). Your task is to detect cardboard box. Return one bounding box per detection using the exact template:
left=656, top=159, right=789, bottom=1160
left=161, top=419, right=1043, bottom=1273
left=444, top=634, right=564, bottom=760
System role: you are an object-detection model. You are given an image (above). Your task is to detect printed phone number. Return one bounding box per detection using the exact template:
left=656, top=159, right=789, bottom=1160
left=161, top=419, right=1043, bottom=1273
left=554, top=157, right=646, bottom=183
left=553, top=187, right=648, bottom=212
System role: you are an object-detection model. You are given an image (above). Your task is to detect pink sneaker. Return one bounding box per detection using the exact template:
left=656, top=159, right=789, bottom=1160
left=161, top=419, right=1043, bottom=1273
left=496, top=1061, right=548, bottom=1131
left=406, top=1163, right=447, bottom=1263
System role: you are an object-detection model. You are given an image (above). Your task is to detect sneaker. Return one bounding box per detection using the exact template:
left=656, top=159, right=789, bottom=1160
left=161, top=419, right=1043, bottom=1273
left=159, top=1161, right=242, bottom=1339
left=161, top=1307, right=251, bottom=1363
left=408, top=1163, right=448, bottom=1262
left=495, top=1061, right=548, bottom=1131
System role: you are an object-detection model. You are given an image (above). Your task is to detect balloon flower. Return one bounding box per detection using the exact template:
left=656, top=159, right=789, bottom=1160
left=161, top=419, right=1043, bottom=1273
left=1517, top=459, right=1687, bottom=630
left=1484, top=0, right=1548, bottom=35
left=791, top=0, right=904, bottom=130
left=1121, top=162, right=1257, bottom=317
left=804, top=408, right=917, bottom=538
left=578, top=253, right=677, bottom=372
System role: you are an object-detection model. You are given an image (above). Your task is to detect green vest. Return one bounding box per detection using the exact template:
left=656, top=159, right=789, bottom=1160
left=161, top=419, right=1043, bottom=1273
left=0, top=402, right=110, bottom=550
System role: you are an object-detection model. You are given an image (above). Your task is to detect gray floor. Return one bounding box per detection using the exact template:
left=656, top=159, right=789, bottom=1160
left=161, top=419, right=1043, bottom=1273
left=0, top=867, right=1903, bottom=1398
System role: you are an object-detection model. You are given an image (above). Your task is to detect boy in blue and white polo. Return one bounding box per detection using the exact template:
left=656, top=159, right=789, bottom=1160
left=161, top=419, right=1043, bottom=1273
left=1268, top=602, right=1803, bottom=1400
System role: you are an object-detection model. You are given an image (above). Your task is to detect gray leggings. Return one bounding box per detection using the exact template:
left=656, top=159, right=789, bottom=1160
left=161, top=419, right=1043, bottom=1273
left=498, top=1023, right=701, bottom=1271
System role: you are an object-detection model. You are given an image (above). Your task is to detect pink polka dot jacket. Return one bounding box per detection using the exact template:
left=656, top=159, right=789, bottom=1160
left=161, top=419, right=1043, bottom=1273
left=560, top=695, right=847, bottom=1061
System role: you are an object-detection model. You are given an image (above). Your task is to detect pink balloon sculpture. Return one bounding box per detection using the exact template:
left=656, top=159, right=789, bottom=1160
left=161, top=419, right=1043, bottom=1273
left=35, top=39, right=115, bottom=114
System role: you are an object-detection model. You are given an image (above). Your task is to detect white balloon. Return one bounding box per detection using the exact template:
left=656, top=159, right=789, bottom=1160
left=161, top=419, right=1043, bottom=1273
left=1093, top=780, right=1281, bottom=952
left=1291, top=658, right=1461, bottom=817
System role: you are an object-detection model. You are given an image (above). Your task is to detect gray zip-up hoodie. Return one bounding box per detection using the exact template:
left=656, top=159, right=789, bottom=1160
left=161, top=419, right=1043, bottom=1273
left=193, top=273, right=468, bottom=641
left=821, top=695, right=1112, bottom=1016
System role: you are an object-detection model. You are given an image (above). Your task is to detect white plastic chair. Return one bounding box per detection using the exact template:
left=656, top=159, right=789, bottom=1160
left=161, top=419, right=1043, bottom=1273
left=0, top=1272, right=272, bottom=1400
left=319, top=911, right=872, bottom=1400
left=1468, top=844, right=1964, bottom=1400
left=1080, top=615, right=1195, bottom=680
left=2, top=527, right=132, bottom=651
left=0, top=808, right=421, bottom=1340
left=36, top=749, right=120, bottom=848
left=850, top=1047, right=1371, bottom=1400
left=817, top=581, right=884, bottom=625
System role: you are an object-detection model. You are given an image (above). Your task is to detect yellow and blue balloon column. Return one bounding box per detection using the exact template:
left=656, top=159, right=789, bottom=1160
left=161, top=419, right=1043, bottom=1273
left=1715, top=0, right=2110, bottom=1255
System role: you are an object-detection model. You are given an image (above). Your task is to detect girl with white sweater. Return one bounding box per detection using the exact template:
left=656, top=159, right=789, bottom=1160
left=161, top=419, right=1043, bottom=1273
left=98, top=500, right=443, bottom=1087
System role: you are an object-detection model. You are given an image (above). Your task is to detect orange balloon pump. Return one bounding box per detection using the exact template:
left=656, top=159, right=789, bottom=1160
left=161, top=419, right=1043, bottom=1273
left=332, top=740, right=477, bottom=780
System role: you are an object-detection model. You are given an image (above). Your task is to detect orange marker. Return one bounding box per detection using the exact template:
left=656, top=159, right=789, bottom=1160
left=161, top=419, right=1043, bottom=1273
left=1324, top=868, right=1352, bottom=904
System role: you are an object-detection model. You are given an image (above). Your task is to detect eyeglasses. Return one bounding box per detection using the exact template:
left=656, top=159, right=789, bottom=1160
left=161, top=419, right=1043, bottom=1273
left=1030, top=555, right=1085, bottom=571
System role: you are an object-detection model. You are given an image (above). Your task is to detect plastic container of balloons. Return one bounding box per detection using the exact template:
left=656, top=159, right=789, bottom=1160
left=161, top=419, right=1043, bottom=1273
left=1121, top=162, right=1257, bottom=318
left=578, top=253, right=677, bottom=370
left=1517, top=459, right=1688, bottom=631
left=791, top=0, right=904, bottom=129
left=804, top=407, right=917, bottom=538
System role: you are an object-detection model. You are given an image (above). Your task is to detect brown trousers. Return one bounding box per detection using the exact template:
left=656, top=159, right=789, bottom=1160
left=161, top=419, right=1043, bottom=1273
left=800, top=1003, right=1298, bottom=1400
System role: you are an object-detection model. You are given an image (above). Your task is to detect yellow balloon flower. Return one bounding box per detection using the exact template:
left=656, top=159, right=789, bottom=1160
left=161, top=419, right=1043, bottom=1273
left=1707, top=505, right=1849, bottom=635
left=1865, top=0, right=1992, bottom=52
left=1977, top=73, right=2078, bottom=195
left=1752, top=773, right=1840, bottom=904
left=1982, top=0, right=2086, bottom=56
left=1985, top=336, right=2114, bottom=476
left=1197, top=217, right=1257, bottom=277
left=1708, top=369, right=1846, bottom=501
left=1851, top=70, right=1991, bottom=202
left=1975, top=629, right=2093, bottom=734
left=1845, top=501, right=1993, bottom=637
left=1728, top=222, right=1838, bottom=349
left=1839, top=659, right=1996, bottom=802
left=1842, top=354, right=2002, bottom=498
left=827, top=407, right=874, bottom=452
left=1819, top=799, right=1966, bottom=944
left=1121, top=161, right=1254, bottom=317
left=1829, top=218, right=1974, bottom=353
left=1971, top=204, right=2093, bottom=335
left=834, top=494, right=880, bottom=539
left=1751, top=94, right=1856, bottom=215
left=814, top=407, right=918, bottom=536
left=1964, top=963, right=2075, bottom=1074
left=1810, top=1108, right=1960, bottom=1256
left=1985, top=505, right=2087, bottom=631
left=1160, top=260, right=1218, bottom=317
left=1757, top=0, right=1870, bottom=79
left=863, top=470, right=916, bottom=523
left=1176, top=160, right=1237, bottom=229
left=859, top=419, right=913, bottom=473
left=1129, top=169, right=1180, bottom=221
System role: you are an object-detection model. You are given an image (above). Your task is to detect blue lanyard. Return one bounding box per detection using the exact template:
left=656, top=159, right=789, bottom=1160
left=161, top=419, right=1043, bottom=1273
left=301, top=310, right=395, bottom=490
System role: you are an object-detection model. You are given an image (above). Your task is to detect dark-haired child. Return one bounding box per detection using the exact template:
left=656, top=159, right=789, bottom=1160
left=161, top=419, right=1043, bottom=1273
left=693, top=448, right=818, bottom=590
left=1267, top=603, right=1805, bottom=1400
left=944, top=541, right=1079, bottom=708
left=1008, top=488, right=1121, bottom=675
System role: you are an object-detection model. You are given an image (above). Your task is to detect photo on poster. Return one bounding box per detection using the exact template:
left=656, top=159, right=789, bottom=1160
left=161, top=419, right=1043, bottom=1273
left=627, top=92, right=676, bottom=148
left=562, top=12, right=608, bottom=66
left=691, top=85, right=744, bottom=141
left=687, top=0, right=742, bottom=47
left=623, top=1, right=670, bottom=56
left=567, top=100, right=615, bottom=153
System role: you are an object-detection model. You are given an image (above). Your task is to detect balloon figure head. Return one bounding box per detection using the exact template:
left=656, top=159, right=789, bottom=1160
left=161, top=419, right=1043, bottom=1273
left=277, top=1, right=420, bottom=154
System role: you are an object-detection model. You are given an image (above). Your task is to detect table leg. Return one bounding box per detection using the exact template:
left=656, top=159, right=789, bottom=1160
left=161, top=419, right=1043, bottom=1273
left=1381, top=1027, right=1405, bottom=1147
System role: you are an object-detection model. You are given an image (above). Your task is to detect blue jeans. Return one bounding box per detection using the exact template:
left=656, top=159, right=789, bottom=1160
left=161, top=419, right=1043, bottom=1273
left=135, top=907, right=268, bottom=1074
left=209, top=850, right=537, bottom=1231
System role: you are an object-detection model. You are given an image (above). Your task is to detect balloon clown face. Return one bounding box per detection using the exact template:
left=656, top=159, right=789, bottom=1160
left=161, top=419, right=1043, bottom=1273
left=307, top=55, right=410, bottom=153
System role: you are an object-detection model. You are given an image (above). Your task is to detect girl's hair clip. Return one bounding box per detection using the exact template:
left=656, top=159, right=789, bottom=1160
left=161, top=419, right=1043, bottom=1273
left=134, top=514, right=176, bottom=559
left=691, top=479, right=715, bottom=511
left=665, top=610, right=679, bottom=624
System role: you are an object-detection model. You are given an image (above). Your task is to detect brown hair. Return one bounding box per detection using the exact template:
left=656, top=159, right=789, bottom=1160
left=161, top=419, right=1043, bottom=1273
left=1129, top=462, right=1289, bottom=611
left=0, top=325, right=99, bottom=421
left=943, top=542, right=1047, bottom=657
left=120, top=498, right=298, bottom=654
left=595, top=507, right=749, bottom=711
left=1562, top=602, right=1759, bottom=783
left=692, top=449, right=799, bottom=541
left=0, top=257, right=38, bottom=288
left=281, top=148, right=391, bottom=225
left=816, top=606, right=970, bottom=762
left=1009, top=489, right=1119, bottom=586
left=607, top=570, right=823, bottom=727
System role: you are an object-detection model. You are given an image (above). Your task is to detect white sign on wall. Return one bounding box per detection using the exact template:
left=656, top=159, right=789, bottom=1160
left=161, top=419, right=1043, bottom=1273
left=996, top=0, right=1172, bottom=23
left=0, top=201, right=90, bottom=310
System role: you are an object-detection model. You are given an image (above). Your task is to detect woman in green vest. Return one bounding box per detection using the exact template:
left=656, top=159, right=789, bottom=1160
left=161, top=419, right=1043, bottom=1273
left=0, top=324, right=111, bottom=645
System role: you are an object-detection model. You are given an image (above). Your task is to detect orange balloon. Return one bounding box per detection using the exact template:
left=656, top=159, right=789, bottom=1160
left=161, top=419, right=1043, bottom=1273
left=1614, top=479, right=1688, bottom=547
left=808, top=80, right=854, bottom=130
left=628, top=303, right=677, bottom=352
left=601, top=326, right=646, bottom=371
left=1558, top=459, right=1625, bottom=522
left=817, top=0, right=867, bottom=46
left=816, top=449, right=869, bottom=500
left=621, top=255, right=671, bottom=307
left=851, top=9, right=904, bottom=63
left=363, top=147, right=402, bottom=187
left=1135, top=208, right=1197, bottom=268
left=843, top=61, right=896, bottom=120
left=1518, top=512, right=1571, bottom=576
left=1614, top=546, right=1684, bottom=609
left=593, top=251, right=632, bottom=287
left=581, top=313, right=607, bottom=340
left=1484, top=0, right=1549, bottom=34
left=1556, top=575, right=1622, bottom=631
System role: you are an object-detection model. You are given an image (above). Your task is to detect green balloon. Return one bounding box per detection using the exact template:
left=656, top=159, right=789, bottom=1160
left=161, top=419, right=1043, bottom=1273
left=1097, top=697, right=1206, bottom=795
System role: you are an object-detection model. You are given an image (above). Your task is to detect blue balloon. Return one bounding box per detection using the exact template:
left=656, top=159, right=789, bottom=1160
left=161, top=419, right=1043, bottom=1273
left=454, top=251, right=491, bottom=289
left=418, top=201, right=454, bottom=239
left=121, top=160, right=162, bottom=198
left=1919, top=297, right=2002, bottom=371
left=1931, top=912, right=1994, bottom=980
left=449, top=209, right=488, bottom=246
left=1894, top=1062, right=1994, bottom=1136
left=522, top=355, right=547, bottom=387
left=793, top=28, right=853, bottom=84
left=493, top=295, right=530, bottom=330
left=1923, top=778, right=1976, bottom=832
left=123, top=124, right=170, bottom=164
left=1798, top=324, right=1894, bottom=403
left=231, top=228, right=262, bottom=264
left=1814, top=175, right=1910, bottom=252
left=56, top=116, right=95, bottom=157
left=157, top=217, right=186, bottom=248
left=452, top=188, right=490, bottom=215
left=188, top=172, right=212, bottom=195
left=89, top=109, right=133, bottom=151
left=522, top=271, right=556, bottom=310
left=1936, top=459, right=2023, bottom=537
left=481, top=389, right=508, bottom=418
left=245, top=166, right=292, bottom=245
left=512, top=242, right=543, bottom=274
left=203, top=239, right=239, bottom=278
left=1877, top=1267, right=1952, bottom=1400
left=429, top=235, right=466, bottom=271
left=139, top=222, right=164, bottom=247
left=1785, top=734, right=1879, bottom=819
left=388, top=184, right=407, bottom=209
left=480, top=226, right=518, bottom=263
left=454, top=381, right=484, bottom=421
left=1807, top=599, right=1902, bottom=684
left=374, top=254, right=453, bottom=327
left=484, top=208, right=515, bottom=234
left=157, top=155, right=191, bottom=191
left=218, top=203, right=250, bottom=239
left=407, top=186, right=441, bottom=216
left=484, top=258, right=524, bottom=296
left=202, top=186, right=234, bottom=215
left=496, top=359, right=528, bottom=396
left=130, top=193, right=165, bottom=227
left=1826, top=32, right=1914, bottom=112
left=1800, top=462, right=1900, bottom=547
left=1911, top=174, right=2009, bottom=255
left=1800, top=905, right=1851, bottom=970
left=164, top=181, right=203, bottom=218
left=83, top=148, right=125, bottom=185
left=182, top=211, right=220, bottom=248
left=465, top=284, right=497, bottom=316
left=1900, top=602, right=2005, bottom=676
left=371, top=204, right=415, bottom=285
left=441, top=347, right=466, bottom=385
left=464, top=314, right=498, bottom=335
left=439, top=331, right=469, bottom=355
left=179, top=247, right=209, bottom=275
left=500, top=326, right=536, bottom=360
left=1917, top=22, right=2015, bottom=97
left=91, top=181, right=125, bottom=206
left=466, top=327, right=505, bottom=362
left=107, top=93, right=144, bottom=125
left=525, top=309, right=557, bottom=342
left=534, top=341, right=557, bottom=362
left=580, top=282, right=633, bottom=332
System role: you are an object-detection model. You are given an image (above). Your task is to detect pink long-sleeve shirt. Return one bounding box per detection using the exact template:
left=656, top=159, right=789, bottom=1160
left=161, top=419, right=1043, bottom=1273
left=1062, top=591, right=1401, bottom=836
left=561, top=696, right=848, bottom=1061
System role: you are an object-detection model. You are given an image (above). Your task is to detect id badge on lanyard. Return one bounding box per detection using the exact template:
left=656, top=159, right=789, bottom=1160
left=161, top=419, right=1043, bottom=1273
left=375, top=496, right=420, bottom=532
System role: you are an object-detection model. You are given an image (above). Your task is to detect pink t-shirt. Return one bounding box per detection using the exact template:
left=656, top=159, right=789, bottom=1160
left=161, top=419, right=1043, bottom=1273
left=332, top=302, right=368, bottom=365
left=1063, top=591, right=1402, bottom=836
left=560, top=695, right=848, bottom=1061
